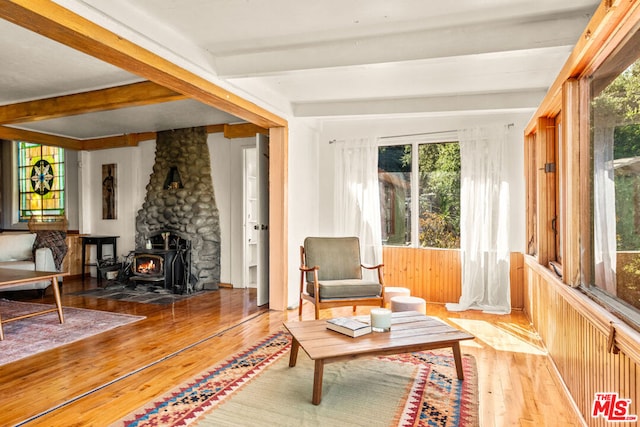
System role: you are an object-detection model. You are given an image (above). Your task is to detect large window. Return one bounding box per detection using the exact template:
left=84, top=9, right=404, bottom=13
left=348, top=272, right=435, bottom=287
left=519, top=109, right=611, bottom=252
left=17, top=142, right=65, bottom=221
left=589, top=29, right=640, bottom=318
left=378, top=138, right=460, bottom=248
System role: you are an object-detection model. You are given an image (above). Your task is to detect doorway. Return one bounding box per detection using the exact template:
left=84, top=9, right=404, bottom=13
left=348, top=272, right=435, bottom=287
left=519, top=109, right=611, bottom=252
left=242, top=134, right=269, bottom=306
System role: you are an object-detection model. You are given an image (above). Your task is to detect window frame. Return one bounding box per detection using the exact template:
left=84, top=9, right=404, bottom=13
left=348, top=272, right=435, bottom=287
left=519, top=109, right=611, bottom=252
left=577, top=23, right=640, bottom=330
left=377, top=132, right=460, bottom=249
left=15, top=141, right=66, bottom=222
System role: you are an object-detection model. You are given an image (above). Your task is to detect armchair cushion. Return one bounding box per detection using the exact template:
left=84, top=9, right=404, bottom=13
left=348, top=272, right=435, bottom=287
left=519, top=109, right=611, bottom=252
left=306, top=279, right=382, bottom=299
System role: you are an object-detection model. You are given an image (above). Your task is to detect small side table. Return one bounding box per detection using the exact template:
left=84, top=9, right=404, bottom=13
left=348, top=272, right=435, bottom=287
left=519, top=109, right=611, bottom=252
left=81, top=235, right=119, bottom=283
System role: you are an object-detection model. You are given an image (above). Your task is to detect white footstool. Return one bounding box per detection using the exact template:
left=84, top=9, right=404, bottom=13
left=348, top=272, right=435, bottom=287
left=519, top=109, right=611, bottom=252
left=383, top=286, right=411, bottom=305
left=390, top=296, right=427, bottom=314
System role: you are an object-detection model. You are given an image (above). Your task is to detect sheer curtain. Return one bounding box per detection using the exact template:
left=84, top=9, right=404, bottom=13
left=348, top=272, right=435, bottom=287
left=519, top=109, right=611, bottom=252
left=446, top=126, right=511, bottom=314
left=333, top=138, right=383, bottom=279
left=592, top=118, right=617, bottom=294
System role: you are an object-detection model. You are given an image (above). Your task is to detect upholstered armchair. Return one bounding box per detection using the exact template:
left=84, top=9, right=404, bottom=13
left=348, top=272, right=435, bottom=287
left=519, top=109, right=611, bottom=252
left=299, top=236, right=384, bottom=319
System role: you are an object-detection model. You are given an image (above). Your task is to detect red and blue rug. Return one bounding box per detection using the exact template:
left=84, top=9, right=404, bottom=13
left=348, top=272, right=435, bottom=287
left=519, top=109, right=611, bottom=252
left=115, top=330, right=478, bottom=427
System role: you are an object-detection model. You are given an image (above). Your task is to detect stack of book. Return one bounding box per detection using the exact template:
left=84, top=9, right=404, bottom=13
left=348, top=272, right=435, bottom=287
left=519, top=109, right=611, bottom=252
left=326, top=317, right=372, bottom=337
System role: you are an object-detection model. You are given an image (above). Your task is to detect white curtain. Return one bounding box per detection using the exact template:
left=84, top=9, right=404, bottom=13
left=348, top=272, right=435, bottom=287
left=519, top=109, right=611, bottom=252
left=333, top=138, right=383, bottom=278
left=446, top=126, right=511, bottom=314
left=593, top=119, right=617, bottom=294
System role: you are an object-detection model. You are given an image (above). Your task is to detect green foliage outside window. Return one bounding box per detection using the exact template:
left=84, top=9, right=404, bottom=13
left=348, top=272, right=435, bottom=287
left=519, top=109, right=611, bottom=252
left=418, top=143, right=460, bottom=249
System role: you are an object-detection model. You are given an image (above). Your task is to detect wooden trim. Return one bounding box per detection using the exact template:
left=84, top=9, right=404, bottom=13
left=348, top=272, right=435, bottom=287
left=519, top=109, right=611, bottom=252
left=561, top=79, right=581, bottom=286
left=536, top=117, right=557, bottom=266
left=268, top=126, right=288, bottom=311
left=223, top=123, right=268, bottom=139
left=579, top=78, right=593, bottom=287
left=0, top=81, right=186, bottom=125
left=510, top=252, right=525, bottom=309
left=0, top=0, right=287, bottom=129
left=524, top=133, right=537, bottom=256
left=81, top=133, right=155, bottom=151
left=525, top=0, right=640, bottom=135
left=2, top=123, right=268, bottom=151
left=0, top=125, right=83, bottom=150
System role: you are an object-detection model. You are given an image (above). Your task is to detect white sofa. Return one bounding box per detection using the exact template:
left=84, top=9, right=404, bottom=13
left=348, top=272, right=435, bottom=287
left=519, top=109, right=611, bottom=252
left=0, top=232, right=59, bottom=291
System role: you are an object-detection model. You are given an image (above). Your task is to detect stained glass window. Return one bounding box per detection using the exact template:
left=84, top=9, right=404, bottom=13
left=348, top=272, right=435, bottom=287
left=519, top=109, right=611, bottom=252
left=17, top=142, right=65, bottom=221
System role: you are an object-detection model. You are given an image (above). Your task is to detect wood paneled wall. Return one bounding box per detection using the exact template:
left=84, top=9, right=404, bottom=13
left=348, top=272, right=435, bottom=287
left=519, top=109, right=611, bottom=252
left=63, top=234, right=83, bottom=276
left=382, top=246, right=524, bottom=309
left=524, top=256, right=640, bottom=425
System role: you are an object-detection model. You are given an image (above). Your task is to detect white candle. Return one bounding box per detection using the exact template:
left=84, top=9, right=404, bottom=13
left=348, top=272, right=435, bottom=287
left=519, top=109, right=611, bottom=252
left=370, top=308, right=392, bottom=332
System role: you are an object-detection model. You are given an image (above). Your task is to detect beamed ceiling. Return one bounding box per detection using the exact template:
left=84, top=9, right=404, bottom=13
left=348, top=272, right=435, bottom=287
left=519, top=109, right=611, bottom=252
left=0, top=0, right=601, bottom=150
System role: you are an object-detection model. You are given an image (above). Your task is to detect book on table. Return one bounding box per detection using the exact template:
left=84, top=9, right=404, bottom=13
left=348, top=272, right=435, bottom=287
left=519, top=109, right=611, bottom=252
left=326, top=317, right=372, bottom=337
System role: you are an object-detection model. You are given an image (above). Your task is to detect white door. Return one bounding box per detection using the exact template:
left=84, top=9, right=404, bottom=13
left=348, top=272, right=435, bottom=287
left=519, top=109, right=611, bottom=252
left=256, top=134, right=270, bottom=307
left=242, top=147, right=258, bottom=289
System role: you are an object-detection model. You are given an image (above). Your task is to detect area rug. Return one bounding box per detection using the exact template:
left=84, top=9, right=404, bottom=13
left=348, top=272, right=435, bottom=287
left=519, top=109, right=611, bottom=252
left=115, top=330, right=479, bottom=427
left=72, top=283, right=206, bottom=305
left=0, top=299, right=145, bottom=366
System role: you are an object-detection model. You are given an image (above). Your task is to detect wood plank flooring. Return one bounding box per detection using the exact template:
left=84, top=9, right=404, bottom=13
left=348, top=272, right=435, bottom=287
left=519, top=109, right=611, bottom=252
left=0, top=277, right=582, bottom=426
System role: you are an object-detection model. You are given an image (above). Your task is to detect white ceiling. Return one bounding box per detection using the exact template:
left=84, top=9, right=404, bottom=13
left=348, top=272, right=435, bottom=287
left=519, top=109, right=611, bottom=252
left=0, top=0, right=600, bottom=139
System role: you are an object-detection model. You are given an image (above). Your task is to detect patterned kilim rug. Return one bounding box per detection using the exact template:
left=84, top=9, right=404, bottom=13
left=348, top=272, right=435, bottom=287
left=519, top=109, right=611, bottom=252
left=0, top=299, right=144, bottom=366
left=72, top=283, right=207, bottom=305
left=115, top=330, right=479, bottom=427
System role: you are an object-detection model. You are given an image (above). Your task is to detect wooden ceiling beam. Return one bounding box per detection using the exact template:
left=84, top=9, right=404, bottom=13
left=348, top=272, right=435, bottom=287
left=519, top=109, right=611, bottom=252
left=223, top=123, right=268, bottom=139
left=0, top=125, right=83, bottom=150
left=1, top=123, right=267, bottom=152
left=80, top=132, right=157, bottom=151
left=0, top=81, right=187, bottom=124
left=0, top=0, right=287, bottom=130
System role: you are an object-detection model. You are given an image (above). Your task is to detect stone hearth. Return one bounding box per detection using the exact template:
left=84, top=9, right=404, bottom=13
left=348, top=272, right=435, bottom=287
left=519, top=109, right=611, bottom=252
left=135, top=127, right=220, bottom=290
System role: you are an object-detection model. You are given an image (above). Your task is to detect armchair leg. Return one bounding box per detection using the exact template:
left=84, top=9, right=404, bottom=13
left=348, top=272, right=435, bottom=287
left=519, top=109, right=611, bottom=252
left=298, top=297, right=303, bottom=316
left=352, top=305, right=356, bottom=312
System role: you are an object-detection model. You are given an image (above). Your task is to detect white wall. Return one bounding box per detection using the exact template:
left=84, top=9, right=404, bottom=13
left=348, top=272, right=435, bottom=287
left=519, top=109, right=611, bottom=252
left=84, top=144, right=152, bottom=259
left=286, top=119, right=321, bottom=308
left=207, top=133, right=256, bottom=288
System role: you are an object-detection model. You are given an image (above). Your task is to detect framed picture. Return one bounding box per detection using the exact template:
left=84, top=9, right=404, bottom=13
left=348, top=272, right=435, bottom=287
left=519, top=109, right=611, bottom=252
left=102, top=163, right=117, bottom=219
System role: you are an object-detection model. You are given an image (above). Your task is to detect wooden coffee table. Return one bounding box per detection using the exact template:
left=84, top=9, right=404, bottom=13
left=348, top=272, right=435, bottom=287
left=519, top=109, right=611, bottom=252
left=0, top=269, right=68, bottom=340
left=283, top=311, right=475, bottom=404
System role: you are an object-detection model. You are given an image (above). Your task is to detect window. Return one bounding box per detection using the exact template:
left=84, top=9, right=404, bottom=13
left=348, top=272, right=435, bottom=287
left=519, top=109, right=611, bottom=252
left=378, top=138, right=460, bottom=248
left=589, top=28, right=640, bottom=320
left=378, top=145, right=411, bottom=245
left=17, top=142, right=65, bottom=221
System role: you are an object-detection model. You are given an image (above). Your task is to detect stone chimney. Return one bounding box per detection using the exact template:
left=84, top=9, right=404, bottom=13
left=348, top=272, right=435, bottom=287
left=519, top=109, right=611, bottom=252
left=135, top=127, right=220, bottom=290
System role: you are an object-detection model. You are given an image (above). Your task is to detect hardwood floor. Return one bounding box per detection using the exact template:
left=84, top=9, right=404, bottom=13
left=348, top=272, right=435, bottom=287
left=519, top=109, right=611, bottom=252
left=0, top=277, right=581, bottom=426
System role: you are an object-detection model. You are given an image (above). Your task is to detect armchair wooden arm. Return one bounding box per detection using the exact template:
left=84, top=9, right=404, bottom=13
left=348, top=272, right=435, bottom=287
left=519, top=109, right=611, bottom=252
left=362, top=263, right=385, bottom=286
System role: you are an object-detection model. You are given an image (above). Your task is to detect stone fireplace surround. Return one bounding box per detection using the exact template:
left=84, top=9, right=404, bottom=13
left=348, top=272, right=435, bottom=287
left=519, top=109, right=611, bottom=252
left=135, top=127, right=221, bottom=291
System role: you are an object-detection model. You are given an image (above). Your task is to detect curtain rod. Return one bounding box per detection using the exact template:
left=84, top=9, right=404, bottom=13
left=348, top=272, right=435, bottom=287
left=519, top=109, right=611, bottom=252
left=329, top=123, right=514, bottom=143
left=379, top=123, right=514, bottom=140
left=378, top=129, right=457, bottom=140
